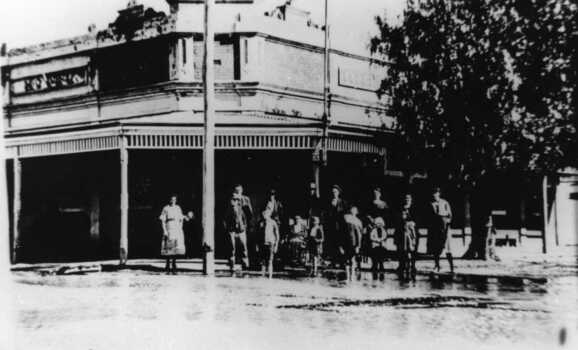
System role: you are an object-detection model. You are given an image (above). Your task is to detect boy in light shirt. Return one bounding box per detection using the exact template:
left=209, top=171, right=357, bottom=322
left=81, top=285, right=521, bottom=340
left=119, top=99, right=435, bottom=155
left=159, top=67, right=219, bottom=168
left=260, top=209, right=279, bottom=278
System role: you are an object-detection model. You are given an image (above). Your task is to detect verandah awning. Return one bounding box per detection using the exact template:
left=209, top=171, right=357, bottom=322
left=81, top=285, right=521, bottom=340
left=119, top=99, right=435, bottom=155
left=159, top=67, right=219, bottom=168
left=4, top=125, right=385, bottom=159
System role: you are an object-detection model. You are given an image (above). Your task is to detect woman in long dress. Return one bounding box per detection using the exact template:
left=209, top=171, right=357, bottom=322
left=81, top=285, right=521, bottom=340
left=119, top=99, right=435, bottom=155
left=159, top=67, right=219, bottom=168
left=159, top=195, right=193, bottom=274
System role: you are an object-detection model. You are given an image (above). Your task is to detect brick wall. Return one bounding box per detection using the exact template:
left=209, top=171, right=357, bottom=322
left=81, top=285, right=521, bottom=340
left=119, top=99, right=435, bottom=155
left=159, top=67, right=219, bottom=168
left=262, top=39, right=323, bottom=92
left=193, top=39, right=236, bottom=81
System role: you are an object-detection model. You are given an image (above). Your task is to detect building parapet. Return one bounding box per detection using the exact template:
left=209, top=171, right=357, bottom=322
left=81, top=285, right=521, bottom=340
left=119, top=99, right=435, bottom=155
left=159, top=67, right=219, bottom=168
left=1, top=0, right=387, bottom=67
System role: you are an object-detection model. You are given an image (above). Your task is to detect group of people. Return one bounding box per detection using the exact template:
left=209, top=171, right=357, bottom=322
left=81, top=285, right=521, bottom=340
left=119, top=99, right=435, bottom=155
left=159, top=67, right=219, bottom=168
left=158, top=182, right=455, bottom=278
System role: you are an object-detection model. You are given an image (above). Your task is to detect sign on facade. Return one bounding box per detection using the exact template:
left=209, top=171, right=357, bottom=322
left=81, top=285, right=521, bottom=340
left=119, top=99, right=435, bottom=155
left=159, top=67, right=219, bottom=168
left=12, top=66, right=88, bottom=95
left=338, top=67, right=380, bottom=92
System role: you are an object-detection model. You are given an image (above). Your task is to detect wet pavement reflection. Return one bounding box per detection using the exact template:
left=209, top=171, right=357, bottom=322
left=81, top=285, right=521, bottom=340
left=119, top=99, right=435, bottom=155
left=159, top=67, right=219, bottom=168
left=11, top=270, right=578, bottom=350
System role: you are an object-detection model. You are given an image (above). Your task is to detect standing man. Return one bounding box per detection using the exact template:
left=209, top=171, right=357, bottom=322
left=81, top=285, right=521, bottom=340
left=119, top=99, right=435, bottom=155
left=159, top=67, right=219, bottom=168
left=394, top=193, right=418, bottom=277
left=233, top=184, right=253, bottom=218
left=427, top=187, right=453, bottom=273
left=342, top=205, right=363, bottom=276
left=224, top=184, right=253, bottom=271
left=325, top=184, right=347, bottom=262
left=307, top=182, right=322, bottom=224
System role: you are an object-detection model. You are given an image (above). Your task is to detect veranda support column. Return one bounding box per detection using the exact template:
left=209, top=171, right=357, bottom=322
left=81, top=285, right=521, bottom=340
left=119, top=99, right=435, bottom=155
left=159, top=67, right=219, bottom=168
left=313, top=161, right=321, bottom=198
left=313, top=146, right=322, bottom=197
left=12, top=158, right=21, bottom=264
left=202, top=0, right=216, bottom=275
left=89, top=192, right=100, bottom=251
left=119, top=136, right=129, bottom=265
left=541, top=176, right=548, bottom=254
left=519, top=198, right=526, bottom=245
left=463, top=193, right=471, bottom=246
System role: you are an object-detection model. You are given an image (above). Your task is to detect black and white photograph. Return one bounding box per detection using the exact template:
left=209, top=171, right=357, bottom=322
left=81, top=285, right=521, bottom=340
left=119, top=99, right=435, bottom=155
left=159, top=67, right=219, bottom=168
left=0, top=0, right=576, bottom=349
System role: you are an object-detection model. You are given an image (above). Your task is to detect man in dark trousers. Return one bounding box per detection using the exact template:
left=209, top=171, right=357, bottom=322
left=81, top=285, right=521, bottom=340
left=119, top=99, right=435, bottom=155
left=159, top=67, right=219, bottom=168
left=307, top=182, right=322, bottom=223
left=342, top=205, right=363, bottom=276
left=394, top=193, right=418, bottom=278
left=325, top=184, right=347, bottom=262
left=224, top=184, right=253, bottom=271
left=426, top=187, right=454, bottom=273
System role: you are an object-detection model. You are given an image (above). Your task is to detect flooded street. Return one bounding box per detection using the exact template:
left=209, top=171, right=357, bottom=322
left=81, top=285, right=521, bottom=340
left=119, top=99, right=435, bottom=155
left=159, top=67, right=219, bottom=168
left=10, top=271, right=578, bottom=350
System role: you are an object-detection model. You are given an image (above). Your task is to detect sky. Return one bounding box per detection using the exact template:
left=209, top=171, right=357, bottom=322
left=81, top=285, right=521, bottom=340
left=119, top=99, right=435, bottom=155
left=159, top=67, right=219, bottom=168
left=0, top=0, right=405, bottom=56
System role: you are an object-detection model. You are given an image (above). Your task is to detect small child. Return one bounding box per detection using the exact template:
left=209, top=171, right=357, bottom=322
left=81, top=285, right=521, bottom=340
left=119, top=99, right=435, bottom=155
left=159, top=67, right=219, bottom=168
left=369, top=217, right=387, bottom=272
left=288, top=215, right=308, bottom=264
left=261, top=209, right=279, bottom=278
left=307, top=216, right=324, bottom=274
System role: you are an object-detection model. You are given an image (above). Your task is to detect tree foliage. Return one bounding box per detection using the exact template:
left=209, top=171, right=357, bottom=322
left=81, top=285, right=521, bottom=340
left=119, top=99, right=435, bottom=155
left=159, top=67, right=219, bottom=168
left=371, top=0, right=577, bottom=187
left=370, top=0, right=577, bottom=258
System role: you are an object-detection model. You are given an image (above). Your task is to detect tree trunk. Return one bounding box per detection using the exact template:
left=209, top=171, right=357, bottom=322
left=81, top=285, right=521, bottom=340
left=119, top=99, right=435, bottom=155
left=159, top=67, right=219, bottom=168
left=462, top=182, right=491, bottom=260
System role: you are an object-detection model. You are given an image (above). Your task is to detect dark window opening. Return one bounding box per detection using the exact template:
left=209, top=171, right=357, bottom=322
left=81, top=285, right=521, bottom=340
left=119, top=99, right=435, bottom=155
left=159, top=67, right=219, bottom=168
left=182, top=40, right=187, bottom=64
left=98, top=40, right=170, bottom=90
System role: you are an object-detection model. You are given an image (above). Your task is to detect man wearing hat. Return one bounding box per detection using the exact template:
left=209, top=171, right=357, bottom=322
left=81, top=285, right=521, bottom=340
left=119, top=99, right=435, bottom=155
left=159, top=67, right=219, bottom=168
left=325, top=184, right=347, bottom=261
left=224, top=184, right=254, bottom=270
left=426, top=187, right=453, bottom=273
left=307, top=182, right=322, bottom=223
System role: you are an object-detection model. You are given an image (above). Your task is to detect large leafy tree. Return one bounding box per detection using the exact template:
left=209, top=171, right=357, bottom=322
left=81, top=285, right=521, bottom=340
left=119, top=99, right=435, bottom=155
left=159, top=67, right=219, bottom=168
left=371, top=0, right=576, bottom=258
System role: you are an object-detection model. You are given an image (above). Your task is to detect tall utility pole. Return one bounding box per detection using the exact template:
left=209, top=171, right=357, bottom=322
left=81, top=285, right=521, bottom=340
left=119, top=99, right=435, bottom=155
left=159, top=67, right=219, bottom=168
left=202, top=0, right=216, bottom=275
left=316, top=0, right=331, bottom=196
left=323, top=0, right=331, bottom=126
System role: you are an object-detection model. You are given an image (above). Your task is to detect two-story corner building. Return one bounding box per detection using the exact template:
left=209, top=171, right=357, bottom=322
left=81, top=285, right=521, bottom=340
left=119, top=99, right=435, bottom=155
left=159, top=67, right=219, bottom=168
left=1, top=0, right=398, bottom=263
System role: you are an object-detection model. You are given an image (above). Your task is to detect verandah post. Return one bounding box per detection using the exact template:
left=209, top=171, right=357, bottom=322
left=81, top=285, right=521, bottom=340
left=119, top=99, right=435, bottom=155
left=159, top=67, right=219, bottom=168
left=119, top=135, right=129, bottom=265
left=12, top=157, right=21, bottom=264
left=541, top=175, right=548, bottom=254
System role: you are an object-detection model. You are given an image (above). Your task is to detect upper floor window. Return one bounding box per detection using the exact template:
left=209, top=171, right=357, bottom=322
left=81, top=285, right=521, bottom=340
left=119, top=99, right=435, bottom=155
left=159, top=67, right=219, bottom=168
left=98, top=40, right=169, bottom=91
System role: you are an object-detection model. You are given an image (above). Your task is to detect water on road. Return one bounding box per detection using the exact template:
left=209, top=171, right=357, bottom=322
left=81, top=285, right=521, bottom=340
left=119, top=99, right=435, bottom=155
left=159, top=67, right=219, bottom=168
left=9, top=271, right=578, bottom=350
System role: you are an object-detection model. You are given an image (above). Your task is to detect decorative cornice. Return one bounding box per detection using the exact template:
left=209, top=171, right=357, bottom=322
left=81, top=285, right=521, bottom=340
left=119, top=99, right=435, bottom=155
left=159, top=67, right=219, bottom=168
left=6, top=81, right=387, bottom=115
left=259, top=34, right=387, bottom=66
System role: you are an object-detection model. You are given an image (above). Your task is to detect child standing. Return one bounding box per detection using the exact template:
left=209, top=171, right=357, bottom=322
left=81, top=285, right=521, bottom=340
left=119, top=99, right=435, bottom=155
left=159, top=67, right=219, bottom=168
left=288, top=215, right=308, bottom=265
left=369, top=217, right=388, bottom=272
left=307, top=216, right=324, bottom=275
left=401, top=210, right=417, bottom=280
left=260, top=209, right=280, bottom=278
